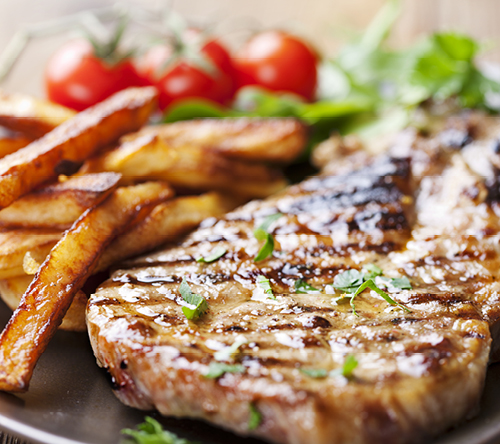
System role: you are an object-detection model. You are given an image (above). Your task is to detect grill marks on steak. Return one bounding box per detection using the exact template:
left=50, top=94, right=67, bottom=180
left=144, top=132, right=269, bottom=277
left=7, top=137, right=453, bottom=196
left=88, top=113, right=500, bottom=444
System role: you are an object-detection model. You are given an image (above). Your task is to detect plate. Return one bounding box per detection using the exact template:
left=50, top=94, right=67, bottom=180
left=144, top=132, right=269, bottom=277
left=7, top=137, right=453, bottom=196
left=0, top=299, right=499, bottom=444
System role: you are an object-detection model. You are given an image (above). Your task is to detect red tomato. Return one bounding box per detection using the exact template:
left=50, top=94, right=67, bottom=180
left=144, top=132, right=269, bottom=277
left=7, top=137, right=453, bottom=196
left=45, top=39, right=147, bottom=111
left=136, top=36, right=235, bottom=111
left=234, top=31, right=318, bottom=101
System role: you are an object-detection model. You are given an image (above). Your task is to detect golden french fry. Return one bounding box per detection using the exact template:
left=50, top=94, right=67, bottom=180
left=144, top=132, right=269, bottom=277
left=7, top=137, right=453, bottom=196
left=81, top=133, right=287, bottom=198
left=0, top=181, right=172, bottom=392
left=0, top=229, right=62, bottom=279
left=0, top=173, right=121, bottom=229
left=0, top=127, right=32, bottom=158
left=0, top=90, right=76, bottom=138
left=0, top=276, right=87, bottom=332
left=0, top=86, right=158, bottom=209
left=126, top=118, right=308, bottom=163
left=97, top=192, right=238, bottom=271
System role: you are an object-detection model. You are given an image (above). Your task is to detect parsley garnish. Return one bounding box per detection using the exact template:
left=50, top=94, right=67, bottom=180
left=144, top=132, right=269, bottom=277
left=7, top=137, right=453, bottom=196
left=300, top=355, right=358, bottom=380
left=204, top=362, right=245, bottom=379
left=390, top=276, right=412, bottom=290
left=331, top=354, right=358, bottom=379
left=294, top=279, right=320, bottom=294
left=214, top=337, right=247, bottom=362
left=121, top=416, right=194, bottom=444
left=333, top=264, right=411, bottom=316
left=300, top=368, right=328, bottom=378
left=253, top=213, right=283, bottom=262
left=196, top=246, right=227, bottom=263
left=248, top=403, right=262, bottom=431
left=179, top=277, right=208, bottom=321
left=257, top=275, right=276, bottom=300
left=362, top=263, right=383, bottom=280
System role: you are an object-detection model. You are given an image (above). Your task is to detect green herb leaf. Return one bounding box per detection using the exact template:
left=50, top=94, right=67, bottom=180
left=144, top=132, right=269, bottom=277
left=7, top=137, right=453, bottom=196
left=196, top=246, right=227, bottom=263
left=390, top=276, right=412, bottom=290
left=330, top=354, right=359, bottom=379
left=294, top=279, right=320, bottom=294
left=300, top=368, right=328, bottom=378
left=253, top=213, right=283, bottom=262
left=362, top=263, right=383, bottom=280
left=121, top=416, right=195, bottom=444
left=257, top=275, right=275, bottom=299
left=214, top=337, right=247, bottom=362
left=204, top=362, right=245, bottom=379
left=179, top=277, right=208, bottom=321
left=349, top=279, right=409, bottom=316
left=332, top=269, right=364, bottom=293
left=248, top=403, right=262, bottom=431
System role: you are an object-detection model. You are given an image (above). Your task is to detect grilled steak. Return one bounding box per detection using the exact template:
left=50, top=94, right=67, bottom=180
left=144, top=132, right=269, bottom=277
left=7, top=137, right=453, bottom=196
left=87, top=112, right=500, bottom=444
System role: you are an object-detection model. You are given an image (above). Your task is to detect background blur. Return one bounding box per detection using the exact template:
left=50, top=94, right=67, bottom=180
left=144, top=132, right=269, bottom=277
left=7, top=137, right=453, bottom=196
left=1, top=0, right=500, bottom=95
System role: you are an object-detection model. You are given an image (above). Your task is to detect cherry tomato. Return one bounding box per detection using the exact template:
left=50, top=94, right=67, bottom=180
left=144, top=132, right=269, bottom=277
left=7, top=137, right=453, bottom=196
left=234, top=31, right=318, bottom=101
left=45, top=39, right=147, bottom=111
left=136, top=35, right=235, bottom=111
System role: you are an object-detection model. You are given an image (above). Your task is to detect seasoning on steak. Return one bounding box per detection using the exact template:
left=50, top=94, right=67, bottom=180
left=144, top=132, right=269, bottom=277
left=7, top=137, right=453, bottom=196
left=87, top=111, right=500, bottom=444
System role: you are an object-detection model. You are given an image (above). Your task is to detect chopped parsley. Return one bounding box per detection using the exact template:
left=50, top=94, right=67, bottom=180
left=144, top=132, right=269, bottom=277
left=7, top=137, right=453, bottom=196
left=294, top=279, right=320, bottom=294
left=333, top=264, right=411, bottom=316
left=253, top=213, right=283, bottom=262
left=257, top=275, right=276, bottom=300
left=214, top=337, right=247, bottom=362
left=179, top=277, right=208, bottom=321
left=334, top=354, right=358, bottom=379
left=204, top=362, right=245, bottom=379
left=390, top=276, right=412, bottom=290
left=121, top=416, right=194, bottom=444
left=300, top=368, right=328, bottom=378
left=196, top=246, right=227, bottom=263
left=362, top=263, right=383, bottom=280
left=300, top=355, right=358, bottom=380
left=248, top=403, right=262, bottom=431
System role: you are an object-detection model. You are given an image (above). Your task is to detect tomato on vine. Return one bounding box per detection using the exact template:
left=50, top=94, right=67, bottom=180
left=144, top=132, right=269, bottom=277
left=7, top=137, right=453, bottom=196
left=136, top=30, right=235, bottom=111
left=234, top=31, right=318, bottom=101
left=44, top=20, right=146, bottom=111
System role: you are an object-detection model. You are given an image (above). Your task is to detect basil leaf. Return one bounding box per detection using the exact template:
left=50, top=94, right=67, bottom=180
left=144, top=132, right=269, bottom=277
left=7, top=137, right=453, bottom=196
left=294, top=279, right=320, bottom=294
left=300, top=368, right=328, bottom=378
left=390, top=276, right=412, bottom=290
left=253, top=213, right=283, bottom=262
left=121, top=416, right=195, bottom=444
left=214, top=338, right=247, bottom=362
left=204, top=362, right=245, bottom=379
left=248, top=403, right=262, bottom=431
left=179, top=277, right=208, bottom=321
left=196, top=246, right=227, bottom=263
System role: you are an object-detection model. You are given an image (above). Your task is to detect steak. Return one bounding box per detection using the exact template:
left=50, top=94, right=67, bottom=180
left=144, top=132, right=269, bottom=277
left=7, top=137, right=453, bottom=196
left=87, top=112, right=500, bottom=444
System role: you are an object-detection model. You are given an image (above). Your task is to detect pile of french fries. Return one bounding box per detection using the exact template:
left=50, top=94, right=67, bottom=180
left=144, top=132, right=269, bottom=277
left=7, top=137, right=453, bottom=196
left=0, top=87, right=307, bottom=392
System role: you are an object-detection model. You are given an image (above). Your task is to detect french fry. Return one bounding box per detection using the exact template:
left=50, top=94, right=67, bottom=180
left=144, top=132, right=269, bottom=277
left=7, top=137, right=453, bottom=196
left=0, top=228, right=62, bottom=279
left=97, top=192, right=239, bottom=271
left=0, top=173, right=121, bottom=229
left=0, top=181, right=172, bottom=392
left=81, top=133, right=288, bottom=198
left=0, top=276, right=87, bottom=332
left=0, top=127, right=32, bottom=158
left=0, top=90, right=76, bottom=138
left=130, top=118, right=308, bottom=163
left=0, top=86, right=158, bottom=209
